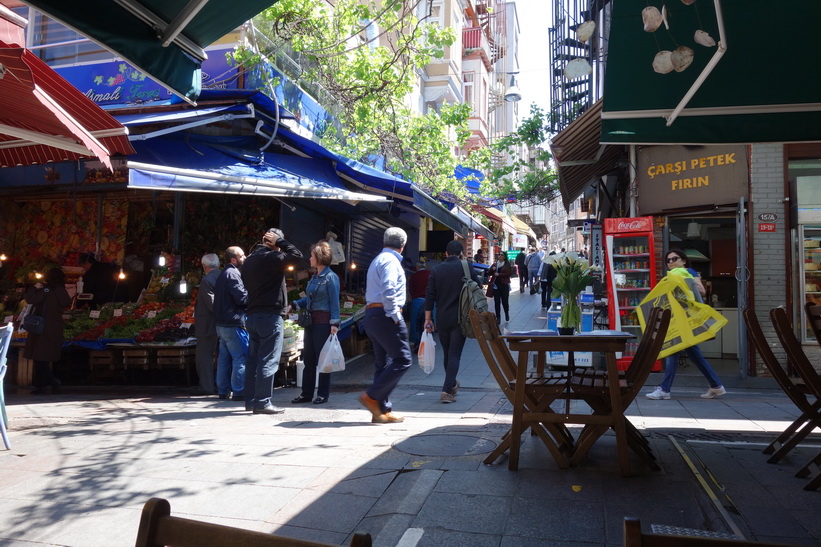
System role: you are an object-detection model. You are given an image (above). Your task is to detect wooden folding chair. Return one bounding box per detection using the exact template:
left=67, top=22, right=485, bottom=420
left=769, top=307, right=821, bottom=491
left=743, top=309, right=820, bottom=463
left=469, top=309, right=572, bottom=470
left=135, top=498, right=372, bottom=547
left=0, top=323, right=13, bottom=450
left=569, top=307, right=670, bottom=471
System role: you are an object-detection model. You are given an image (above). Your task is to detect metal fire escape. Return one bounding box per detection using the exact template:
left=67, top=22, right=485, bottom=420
left=549, top=0, right=611, bottom=133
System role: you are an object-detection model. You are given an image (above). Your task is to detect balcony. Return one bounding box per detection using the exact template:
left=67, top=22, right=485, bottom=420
left=462, top=27, right=494, bottom=68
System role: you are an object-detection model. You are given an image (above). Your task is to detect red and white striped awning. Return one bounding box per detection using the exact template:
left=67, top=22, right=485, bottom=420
left=0, top=43, right=134, bottom=169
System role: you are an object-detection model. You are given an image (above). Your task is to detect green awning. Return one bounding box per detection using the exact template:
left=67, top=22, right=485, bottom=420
left=21, top=0, right=277, bottom=104
left=602, top=0, right=821, bottom=144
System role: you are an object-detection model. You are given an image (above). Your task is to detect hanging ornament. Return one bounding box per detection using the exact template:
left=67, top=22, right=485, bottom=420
left=577, top=21, right=596, bottom=42
left=564, top=58, right=593, bottom=80
left=653, top=51, right=674, bottom=74
left=694, top=29, right=716, bottom=47
left=642, top=6, right=663, bottom=32
left=671, top=46, right=694, bottom=71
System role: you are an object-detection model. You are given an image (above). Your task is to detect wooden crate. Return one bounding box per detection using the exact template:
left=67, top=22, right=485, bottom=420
left=89, top=348, right=125, bottom=382
left=156, top=347, right=196, bottom=369
left=123, top=348, right=154, bottom=370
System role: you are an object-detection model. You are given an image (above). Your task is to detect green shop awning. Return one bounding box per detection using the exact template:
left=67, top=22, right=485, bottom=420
left=21, top=0, right=277, bottom=104
left=602, top=0, right=821, bottom=144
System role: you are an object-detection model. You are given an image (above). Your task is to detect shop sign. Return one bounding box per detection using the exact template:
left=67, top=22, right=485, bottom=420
left=637, top=145, right=749, bottom=214
left=758, top=223, right=777, bottom=232
left=590, top=224, right=604, bottom=271
left=55, top=46, right=238, bottom=106
left=603, top=216, right=653, bottom=233
left=512, top=234, right=528, bottom=248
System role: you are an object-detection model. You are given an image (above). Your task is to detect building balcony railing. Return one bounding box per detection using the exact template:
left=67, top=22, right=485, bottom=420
left=462, top=27, right=493, bottom=66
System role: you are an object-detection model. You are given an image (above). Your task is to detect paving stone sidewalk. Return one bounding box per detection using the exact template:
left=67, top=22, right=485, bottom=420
left=2, top=282, right=819, bottom=546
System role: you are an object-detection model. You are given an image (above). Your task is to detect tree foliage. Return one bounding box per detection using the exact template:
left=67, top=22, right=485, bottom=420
left=244, top=0, right=474, bottom=200
left=465, top=104, right=560, bottom=207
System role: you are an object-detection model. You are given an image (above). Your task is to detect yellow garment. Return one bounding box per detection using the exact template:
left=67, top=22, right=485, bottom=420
left=636, top=273, right=727, bottom=359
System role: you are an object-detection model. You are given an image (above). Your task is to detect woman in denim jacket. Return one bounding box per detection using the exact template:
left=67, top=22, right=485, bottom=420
left=288, top=240, right=341, bottom=404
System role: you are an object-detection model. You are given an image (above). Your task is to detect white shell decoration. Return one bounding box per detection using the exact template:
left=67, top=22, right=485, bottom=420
left=681, top=0, right=697, bottom=4
left=671, top=46, right=695, bottom=72
left=577, top=21, right=596, bottom=42
left=653, top=50, right=674, bottom=74
left=694, top=29, right=716, bottom=47
left=564, top=58, right=593, bottom=80
left=642, top=6, right=663, bottom=32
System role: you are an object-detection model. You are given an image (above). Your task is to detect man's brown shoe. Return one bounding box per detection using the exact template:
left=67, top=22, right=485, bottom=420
left=372, top=412, right=405, bottom=424
left=451, top=380, right=461, bottom=395
left=441, top=392, right=456, bottom=404
left=358, top=392, right=381, bottom=418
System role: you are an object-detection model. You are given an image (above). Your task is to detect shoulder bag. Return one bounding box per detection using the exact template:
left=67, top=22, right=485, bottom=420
left=23, top=288, right=48, bottom=335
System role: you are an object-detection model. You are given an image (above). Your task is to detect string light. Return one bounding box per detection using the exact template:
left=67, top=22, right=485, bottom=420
left=350, top=263, right=357, bottom=270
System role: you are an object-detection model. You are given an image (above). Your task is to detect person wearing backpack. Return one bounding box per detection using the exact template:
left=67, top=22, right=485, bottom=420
left=424, top=240, right=483, bottom=403
left=487, top=252, right=513, bottom=325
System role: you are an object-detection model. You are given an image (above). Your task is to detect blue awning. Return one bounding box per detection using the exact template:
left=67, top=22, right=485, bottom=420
left=273, top=125, right=494, bottom=239
left=127, top=134, right=388, bottom=202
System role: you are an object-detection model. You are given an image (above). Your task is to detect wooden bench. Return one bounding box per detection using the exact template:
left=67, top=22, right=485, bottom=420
left=135, top=498, right=372, bottom=547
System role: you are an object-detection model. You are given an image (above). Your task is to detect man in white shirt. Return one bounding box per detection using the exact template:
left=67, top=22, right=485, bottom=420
left=358, top=227, right=412, bottom=424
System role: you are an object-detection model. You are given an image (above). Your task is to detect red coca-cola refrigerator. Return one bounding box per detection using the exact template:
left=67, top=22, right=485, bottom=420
left=603, top=216, right=658, bottom=369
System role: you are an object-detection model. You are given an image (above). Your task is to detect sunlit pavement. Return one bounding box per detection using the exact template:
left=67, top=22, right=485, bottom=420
left=2, top=281, right=819, bottom=546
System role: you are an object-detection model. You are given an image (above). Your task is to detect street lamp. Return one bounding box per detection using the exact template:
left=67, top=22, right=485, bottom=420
left=504, top=75, right=522, bottom=103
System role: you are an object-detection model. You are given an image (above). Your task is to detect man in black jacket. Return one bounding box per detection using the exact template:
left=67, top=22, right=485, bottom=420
left=241, top=228, right=302, bottom=414
left=423, top=240, right=482, bottom=403
left=214, top=246, right=248, bottom=401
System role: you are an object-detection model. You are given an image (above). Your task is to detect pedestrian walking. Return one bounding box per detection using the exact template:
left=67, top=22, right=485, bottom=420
left=488, top=252, right=513, bottom=324
left=424, top=240, right=482, bottom=403
left=646, top=248, right=726, bottom=400
left=527, top=247, right=544, bottom=294
left=194, top=253, right=221, bottom=395
left=359, top=227, right=412, bottom=423
left=288, top=240, right=340, bottom=405
left=214, top=246, right=247, bottom=401
left=241, top=228, right=303, bottom=414
left=408, top=260, right=431, bottom=348
left=514, top=249, right=527, bottom=293
left=539, top=254, right=557, bottom=308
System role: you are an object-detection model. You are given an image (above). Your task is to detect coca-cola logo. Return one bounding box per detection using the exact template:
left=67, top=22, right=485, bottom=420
left=616, top=220, right=647, bottom=231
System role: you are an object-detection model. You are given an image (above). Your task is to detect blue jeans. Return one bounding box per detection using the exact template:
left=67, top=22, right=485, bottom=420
left=493, top=282, right=510, bottom=322
left=660, top=344, right=722, bottom=393
left=438, top=325, right=466, bottom=394
left=364, top=309, right=412, bottom=413
left=216, top=326, right=247, bottom=396
left=245, top=313, right=284, bottom=408
left=301, top=322, right=332, bottom=399
left=528, top=271, right=540, bottom=292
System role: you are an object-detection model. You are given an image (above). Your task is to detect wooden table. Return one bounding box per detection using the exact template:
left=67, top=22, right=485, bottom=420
left=504, top=332, right=637, bottom=475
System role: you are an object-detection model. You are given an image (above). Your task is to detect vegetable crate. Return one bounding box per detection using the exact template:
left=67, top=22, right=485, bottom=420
left=89, top=349, right=125, bottom=383
left=156, top=347, right=195, bottom=385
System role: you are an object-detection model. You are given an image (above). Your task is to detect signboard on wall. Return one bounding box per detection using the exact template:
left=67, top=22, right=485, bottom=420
left=637, top=145, right=749, bottom=214
left=512, top=234, right=528, bottom=248
left=590, top=223, right=604, bottom=271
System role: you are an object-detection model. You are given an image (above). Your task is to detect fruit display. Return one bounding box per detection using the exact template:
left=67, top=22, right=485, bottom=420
left=339, top=294, right=365, bottom=324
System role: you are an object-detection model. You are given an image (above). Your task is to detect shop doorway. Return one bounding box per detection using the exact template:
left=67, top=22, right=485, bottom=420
left=664, top=203, right=750, bottom=378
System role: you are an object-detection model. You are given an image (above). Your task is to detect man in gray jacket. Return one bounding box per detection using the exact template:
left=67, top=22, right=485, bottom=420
left=194, top=253, right=221, bottom=395
left=214, top=246, right=247, bottom=401
left=424, top=240, right=482, bottom=403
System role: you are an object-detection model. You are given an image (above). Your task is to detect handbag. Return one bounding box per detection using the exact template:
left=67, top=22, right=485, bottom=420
left=22, top=289, right=48, bottom=335
left=318, top=333, right=345, bottom=373
left=297, top=307, right=312, bottom=327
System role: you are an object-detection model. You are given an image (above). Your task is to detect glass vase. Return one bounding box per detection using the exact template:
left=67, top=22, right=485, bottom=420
left=559, top=295, right=581, bottom=334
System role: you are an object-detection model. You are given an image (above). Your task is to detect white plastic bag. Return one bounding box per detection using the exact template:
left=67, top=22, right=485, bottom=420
left=418, top=331, right=436, bottom=374
left=318, top=333, right=346, bottom=373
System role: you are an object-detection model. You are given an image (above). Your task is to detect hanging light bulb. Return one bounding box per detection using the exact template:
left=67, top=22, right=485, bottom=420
left=350, top=263, right=357, bottom=270
left=34, top=272, right=43, bottom=279
left=118, top=268, right=126, bottom=280
left=158, top=255, right=166, bottom=267
left=179, top=277, right=188, bottom=294
left=287, top=265, right=294, bottom=271
left=0, top=253, right=6, bottom=261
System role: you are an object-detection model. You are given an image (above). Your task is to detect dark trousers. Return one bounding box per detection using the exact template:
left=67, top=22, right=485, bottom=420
left=301, top=322, right=332, bottom=399
left=33, top=360, right=56, bottom=389
left=438, top=325, right=466, bottom=394
left=541, top=282, right=553, bottom=308
left=245, top=313, right=284, bottom=409
left=195, top=334, right=217, bottom=394
left=493, top=282, right=511, bottom=323
left=518, top=269, right=528, bottom=292
left=364, top=309, right=412, bottom=413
